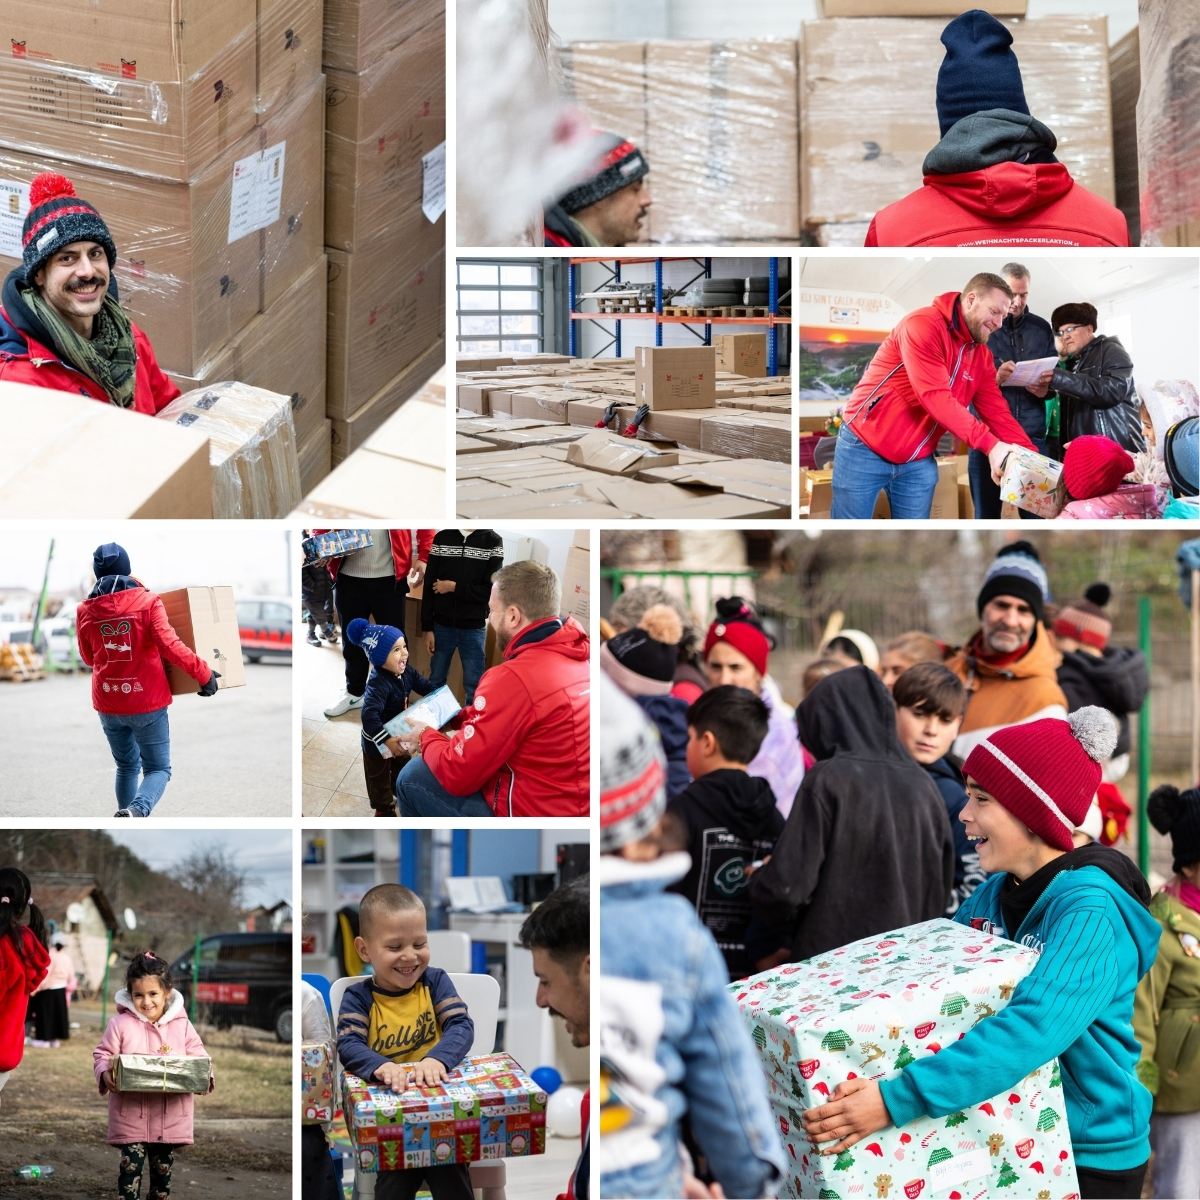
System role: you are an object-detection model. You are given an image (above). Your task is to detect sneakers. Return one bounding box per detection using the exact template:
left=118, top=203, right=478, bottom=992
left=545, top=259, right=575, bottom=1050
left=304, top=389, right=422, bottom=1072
left=114, top=809, right=132, bottom=817
left=324, top=691, right=364, bottom=718
left=323, top=626, right=340, bottom=645
left=306, top=630, right=321, bottom=647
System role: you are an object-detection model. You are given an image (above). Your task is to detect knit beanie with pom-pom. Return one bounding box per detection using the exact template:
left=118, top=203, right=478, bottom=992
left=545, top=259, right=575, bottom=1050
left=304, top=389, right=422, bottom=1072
left=600, top=603, right=682, bottom=698
left=1147, top=784, right=1200, bottom=875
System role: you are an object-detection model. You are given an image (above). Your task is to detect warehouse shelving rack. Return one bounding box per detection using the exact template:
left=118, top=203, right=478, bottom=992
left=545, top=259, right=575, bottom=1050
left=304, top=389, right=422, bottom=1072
left=567, top=256, right=790, bottom=375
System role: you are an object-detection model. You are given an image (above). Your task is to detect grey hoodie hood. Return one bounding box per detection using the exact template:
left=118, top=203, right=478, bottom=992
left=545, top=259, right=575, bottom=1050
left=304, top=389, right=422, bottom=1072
left=924, top=108, right=1059, bottom=175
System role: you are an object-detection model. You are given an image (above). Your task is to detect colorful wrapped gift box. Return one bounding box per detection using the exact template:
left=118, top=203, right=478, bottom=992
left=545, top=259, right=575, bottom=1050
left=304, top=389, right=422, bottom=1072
left=342, top=1052, right=547, bottom=1172
left=301, top=528, right=374, bottom=566
left=999, top=447, right=1067, bottom=518
left=114, top=1053, right=212, bottom=1094
left=302, top=1041, right=335, bottom=1125
left=730, top=919, right=1079, bottom=1200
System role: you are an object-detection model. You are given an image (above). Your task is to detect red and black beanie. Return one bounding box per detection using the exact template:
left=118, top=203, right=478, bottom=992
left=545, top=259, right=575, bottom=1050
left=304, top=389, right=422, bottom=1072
left=557, top=131, right=649, bottom=215
left=22, top=172, right=117, bottom=280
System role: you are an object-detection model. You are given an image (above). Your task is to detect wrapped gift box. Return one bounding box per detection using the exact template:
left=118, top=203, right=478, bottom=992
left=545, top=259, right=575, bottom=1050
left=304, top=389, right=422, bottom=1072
left=343, top=1052, right=547, bottom=1172
left=301, top=529, right=374, bottom=566
left=302, top=1041, right=335, bottom=1125
left=999, top=447, right=1067, bottom=518
left=730, top=919, right=1079, bottom=1200
left=114, top=1053, right=211, bottom=1094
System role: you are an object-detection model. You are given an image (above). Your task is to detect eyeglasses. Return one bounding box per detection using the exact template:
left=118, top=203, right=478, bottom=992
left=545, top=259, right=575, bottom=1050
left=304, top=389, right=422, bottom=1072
left=1056, top=324, right=1085, bottom=337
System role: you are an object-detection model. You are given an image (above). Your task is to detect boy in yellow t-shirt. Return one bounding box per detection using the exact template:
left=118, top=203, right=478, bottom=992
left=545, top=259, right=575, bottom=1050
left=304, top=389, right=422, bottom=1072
left=336, top=884, right=475, bottom=1200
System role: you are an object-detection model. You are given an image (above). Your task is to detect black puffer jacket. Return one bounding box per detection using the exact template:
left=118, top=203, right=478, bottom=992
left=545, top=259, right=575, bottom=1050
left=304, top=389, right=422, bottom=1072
left=1057, top=645, right=1148, bottom=760
left=1052, top=334, right=1146, bottom=452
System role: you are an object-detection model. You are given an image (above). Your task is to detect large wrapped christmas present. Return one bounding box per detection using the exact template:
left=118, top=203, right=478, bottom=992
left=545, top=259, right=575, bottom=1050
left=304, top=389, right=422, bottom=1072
left=301, top=529, right=374, bottom=566
left=301, top=1041, right=335, bottom=1125
left=999, top=447, right=1067, bottom=518
left=343, top=1052, right=547, bottom=1172
left=731, top=919, right=1079, bottom=1200
left=114, top=1053, right=212, bottom=1094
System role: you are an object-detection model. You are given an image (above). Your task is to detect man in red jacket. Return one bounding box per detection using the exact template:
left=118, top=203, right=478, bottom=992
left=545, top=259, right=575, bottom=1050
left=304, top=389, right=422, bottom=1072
left=75, top=543, right=219, bottom=817
left=0, top=173, right=180, bottom=412
left=394, top=560, right=590, bottom=818
left=865, top=11, right=1130, bottom=248
left=831, top=273, right=1037, bottom=519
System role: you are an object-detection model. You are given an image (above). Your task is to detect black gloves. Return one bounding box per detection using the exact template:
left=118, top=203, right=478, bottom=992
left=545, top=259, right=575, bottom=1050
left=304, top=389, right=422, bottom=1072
left=197, top=670, right=221, bottom=697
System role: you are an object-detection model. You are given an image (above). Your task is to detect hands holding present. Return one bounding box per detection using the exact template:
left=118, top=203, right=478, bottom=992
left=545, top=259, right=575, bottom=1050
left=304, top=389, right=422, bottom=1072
left=803, top=1078, right=891, bottom=1155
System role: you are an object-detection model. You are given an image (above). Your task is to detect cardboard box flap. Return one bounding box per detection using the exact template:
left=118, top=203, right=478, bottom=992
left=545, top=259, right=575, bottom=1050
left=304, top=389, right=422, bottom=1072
left=157, top=586, right=245, bottom=694
left=565, top=431, right=680, bottom=474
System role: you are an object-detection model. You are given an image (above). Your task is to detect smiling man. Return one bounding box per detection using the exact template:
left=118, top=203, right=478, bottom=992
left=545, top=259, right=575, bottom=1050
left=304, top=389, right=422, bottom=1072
left=946, top=540, right=1068, bottom=759
left=0, top=173, right=179, bottom=412
left=829, top=272, right=1037, bottom=519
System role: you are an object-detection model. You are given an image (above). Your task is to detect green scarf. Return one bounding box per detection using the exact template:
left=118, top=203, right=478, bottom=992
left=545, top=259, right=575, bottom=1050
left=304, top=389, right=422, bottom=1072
left=21, top=284, right=137, bottom=409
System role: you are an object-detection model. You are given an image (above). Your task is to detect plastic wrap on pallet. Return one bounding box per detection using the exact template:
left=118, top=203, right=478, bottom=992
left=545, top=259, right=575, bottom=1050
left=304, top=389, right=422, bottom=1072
left=325, top=16, right=445, bottom=255
left=0, top=3, right=256, bottom=181
left=802, top=16, right=1114, bottom=229
left=157, top=382, right=302, bottom=519
left=257, top=0, right=324, bottom=118
left=1136, top=0, right=1200, bottom=246
left=323, top=0, right=445, bottom=73
left=557, top=41, right=649, bottom=157
left=1109, top=27, right=1142, bottom=245
left=700, top=413, right=792, bottom=462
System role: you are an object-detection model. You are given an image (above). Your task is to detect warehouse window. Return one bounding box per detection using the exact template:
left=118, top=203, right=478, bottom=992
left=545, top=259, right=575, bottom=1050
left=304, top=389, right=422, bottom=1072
left=457, top=260, right=544, bottom=353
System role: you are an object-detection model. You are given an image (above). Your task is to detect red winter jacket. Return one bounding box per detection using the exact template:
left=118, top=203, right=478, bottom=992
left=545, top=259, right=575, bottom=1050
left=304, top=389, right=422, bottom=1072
left=841, top=291, right=1038, bottom=464
left=0, top=926, right=49, bottom=1072
left=318, top=529, right=435, bottom=582
left=419, top=617, right=590, bottom=817
left=865, top=162, right=1131, bottom=248
left=76, top=584, right=212, bottom=715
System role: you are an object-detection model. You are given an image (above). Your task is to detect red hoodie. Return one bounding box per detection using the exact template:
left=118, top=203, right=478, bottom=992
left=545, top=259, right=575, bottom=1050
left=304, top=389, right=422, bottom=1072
left=76, top=585, right=212, bottom=714
left=0, top=926, right=49, bottom=1072
left=419, top=617, right=590, bottom=817
left=841, top=292, right=1037, bottom=464
left=865, top=161, right=1131, bottom=247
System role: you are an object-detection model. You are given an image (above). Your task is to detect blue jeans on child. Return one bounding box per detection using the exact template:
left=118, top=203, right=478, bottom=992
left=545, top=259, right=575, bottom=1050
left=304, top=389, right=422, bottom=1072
left=394, top=757, right=492, bottom=817
left=98, top=708, right=172, bottom=816
left=830, top=424, right=939, bottom=519
left=428, top=625, right=487, bottom=705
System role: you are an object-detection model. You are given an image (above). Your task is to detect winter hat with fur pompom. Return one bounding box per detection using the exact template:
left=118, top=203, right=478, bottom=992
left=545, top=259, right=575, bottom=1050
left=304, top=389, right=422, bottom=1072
left=963, top=706, right=1118, bottom=851
left=1147, top=784, right=1200, bottom=875
left=601, top=603, right=682, bottom=697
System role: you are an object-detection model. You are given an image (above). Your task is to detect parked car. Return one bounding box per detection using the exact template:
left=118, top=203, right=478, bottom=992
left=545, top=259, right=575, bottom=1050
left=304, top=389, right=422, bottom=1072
left=169, top=931, right=291, bottom=1042
left=237, top=596, right=292, bottom=664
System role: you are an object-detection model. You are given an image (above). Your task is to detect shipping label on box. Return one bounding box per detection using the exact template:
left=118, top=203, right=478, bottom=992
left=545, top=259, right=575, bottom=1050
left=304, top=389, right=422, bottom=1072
left=343, top=1052, right=547, bottom=1172
left=114, top=1053, right=212, bottom=1094
left=999, top=447, right=1067, bottom=518
left=730, top=919, right=1078, bottom=1200
left=157, top=586, right=246, bottom=694
left=635, top=346, right=717, bottom=411
left=302, top=1042, right=335, bottom=1124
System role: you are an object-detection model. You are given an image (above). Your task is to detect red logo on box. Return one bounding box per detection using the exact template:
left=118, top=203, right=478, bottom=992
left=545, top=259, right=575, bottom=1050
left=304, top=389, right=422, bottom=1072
left=11, top=40, right=27, bottom=58
left=121, top=58, right=137, bottom=78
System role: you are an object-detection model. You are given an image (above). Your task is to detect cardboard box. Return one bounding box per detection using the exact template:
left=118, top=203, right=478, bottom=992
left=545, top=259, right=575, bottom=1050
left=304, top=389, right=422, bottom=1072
left=715, top=333, right=768, bottom=378
left=701, top=412, right=791, bottom=462
left=565, top=431, right=679, bottom=475
left=476, top=426, right=590, bottom=451
left=157, top=586, right=246, bottom=694
left=999, top=447, right=1067, bottom=518
left=1109, top=27, right=1141, bottom=245
left=731, top=919, right=1077, bottom=1200
left=301, top=1042, right=334, bottom=1125
left=821, top=0, right=1025, bottom=12
left=325, top=18, right=445, bottom=254
left=646, top=39, right=799, bottom=242
left=958, top=470, right=974, bottom=520
left=802, top=17, right=1114, bottom=227
left=562, top=542, right=589, bottom=627
left=323, top=0, right=444, bottom=74
left=0, top=0, right=256, bottom=180
left=258, top=0, right=324, bottom=118
left=566, top=395, right=633, bottom=430
left=558, top=41, right=647, bottom=152
left=800, top=466, right=834, bottom=517
left=639, top=460, right=791, bottom=516
left=327, top=248, right=444, bottom=419
left=156, top=382, right=302, bottom=519
left=299, top=420, right=333, bottom=495
left=0, top=382, right=212, bottom=517
left=635, top=346, right=717, bottom=411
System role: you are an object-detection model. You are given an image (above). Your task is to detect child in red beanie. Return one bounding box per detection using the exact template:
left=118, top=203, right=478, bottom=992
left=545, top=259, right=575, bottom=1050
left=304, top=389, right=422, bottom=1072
left=804, top=706, right=1160, bottom=1200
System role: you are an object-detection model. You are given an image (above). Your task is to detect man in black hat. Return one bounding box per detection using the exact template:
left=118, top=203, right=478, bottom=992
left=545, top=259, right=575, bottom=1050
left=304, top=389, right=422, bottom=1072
left=545, top=131, right=652, bottom=247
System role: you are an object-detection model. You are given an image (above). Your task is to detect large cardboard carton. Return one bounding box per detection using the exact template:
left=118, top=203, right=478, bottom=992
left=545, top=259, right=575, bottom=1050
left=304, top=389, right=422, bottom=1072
left=802, top=17, right=1114, bottom=227
left=0, top=382, right=212, bottom=517
left=258, top=0, right=324, bottom=118
left=561, top=542, right=590, bottom=627
left=714, top=333, right=768, bottom=378
left=1109, top=27, right=1141, bottom=245
left=323, top=0, right=444, bottom=74
left=640, top=459, right=791, bottom=515
left=298, top=419, right=333, bottom=495
left=821, top=0, right=1025, bottom=12
left=634, top=346, right=717, bottom=411
left=158, top=586, right=246, bottom=694
left=325, top=18, right=445, bottom=255
left=645, top=39, right=799, bottom=242
left=0, top=0, right=256, bottom=181
left=558, top=42, right=647, bottom=151
left=700, top=412, right=791, bottom=462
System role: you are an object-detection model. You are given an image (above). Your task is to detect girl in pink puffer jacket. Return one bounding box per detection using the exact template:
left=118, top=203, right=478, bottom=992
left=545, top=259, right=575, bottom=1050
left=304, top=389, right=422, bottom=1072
left=93, top=951, right=213, bottom=1199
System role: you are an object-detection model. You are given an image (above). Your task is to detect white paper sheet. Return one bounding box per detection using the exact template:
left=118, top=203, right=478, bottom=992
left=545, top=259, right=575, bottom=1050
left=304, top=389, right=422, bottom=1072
left=1006, top=356, right=1059, bottom=387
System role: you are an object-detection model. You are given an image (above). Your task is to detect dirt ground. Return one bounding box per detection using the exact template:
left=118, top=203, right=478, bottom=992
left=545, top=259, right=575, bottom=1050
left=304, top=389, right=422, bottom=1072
left=0, top=999, right=291, bottom=1198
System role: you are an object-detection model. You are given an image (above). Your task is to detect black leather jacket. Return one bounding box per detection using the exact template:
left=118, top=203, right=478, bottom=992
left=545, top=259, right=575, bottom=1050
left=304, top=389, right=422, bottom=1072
left=1051, top=334, right=1145, bottom=453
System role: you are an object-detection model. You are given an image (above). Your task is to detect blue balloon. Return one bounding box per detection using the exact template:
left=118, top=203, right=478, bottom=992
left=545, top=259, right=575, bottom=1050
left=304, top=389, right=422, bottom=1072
left=530, top=1065, right=562, bottom=1095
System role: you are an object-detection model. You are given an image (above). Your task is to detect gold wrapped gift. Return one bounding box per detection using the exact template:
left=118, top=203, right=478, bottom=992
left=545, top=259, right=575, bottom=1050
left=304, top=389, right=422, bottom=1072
left=114, top=1053, right=212, bottom=1094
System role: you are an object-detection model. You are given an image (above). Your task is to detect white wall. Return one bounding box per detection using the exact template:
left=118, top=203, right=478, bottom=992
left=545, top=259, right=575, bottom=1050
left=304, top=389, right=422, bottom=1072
left=1105, top=278, right=1200, bottom=391
left=500, top=529, right=577, bottom=583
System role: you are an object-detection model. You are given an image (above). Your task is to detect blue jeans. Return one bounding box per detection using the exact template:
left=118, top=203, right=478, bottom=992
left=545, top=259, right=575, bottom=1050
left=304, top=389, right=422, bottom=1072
left=98, top=708, right=172, bottom=815
left=394, top=757, right=492, bottom=818
left=428, top=625, right=487, bottom=705
left=830, top=424, right=938, bottom=519
left=968, top=435, right=1048, bottom=520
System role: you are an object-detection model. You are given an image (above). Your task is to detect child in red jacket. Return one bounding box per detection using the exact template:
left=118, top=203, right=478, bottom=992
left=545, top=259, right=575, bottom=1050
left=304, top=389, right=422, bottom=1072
left=0, top=867, right=51, bottom=1110
left=75, top=543, right=219, bottom=817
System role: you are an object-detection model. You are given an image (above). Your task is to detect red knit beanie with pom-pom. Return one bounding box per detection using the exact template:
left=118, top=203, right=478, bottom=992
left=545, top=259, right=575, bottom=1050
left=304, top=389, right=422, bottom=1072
left=21, top=171, right=117, bottom=279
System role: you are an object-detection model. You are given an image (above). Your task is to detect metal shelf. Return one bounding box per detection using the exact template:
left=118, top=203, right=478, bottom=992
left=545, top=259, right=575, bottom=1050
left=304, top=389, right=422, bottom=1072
left=569, top=312, right=791, bottom=325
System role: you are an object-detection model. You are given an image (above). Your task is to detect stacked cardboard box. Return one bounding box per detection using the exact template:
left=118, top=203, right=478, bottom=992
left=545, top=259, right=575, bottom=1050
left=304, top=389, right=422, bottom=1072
left=1109, top=28, right=1141, bottom=245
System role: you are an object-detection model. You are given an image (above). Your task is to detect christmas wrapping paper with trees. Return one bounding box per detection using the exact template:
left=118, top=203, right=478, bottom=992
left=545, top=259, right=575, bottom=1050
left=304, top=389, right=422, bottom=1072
left=342, top=1052, right=547, bottom=1171
left=998, top=448, right=1067, bottom=518
left=301, top=1041, right=335, bottom=1125
left=730, top=919, right=1079, bottom=1200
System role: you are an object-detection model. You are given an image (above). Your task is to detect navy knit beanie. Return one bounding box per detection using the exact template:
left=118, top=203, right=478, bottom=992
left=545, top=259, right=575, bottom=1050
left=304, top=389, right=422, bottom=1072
left=557, top=131, right=649, bottom=215
left=22, top=172, right=117, bottom=280
left=936, top=10, right=1030, bottom=138
left=977, top=540, right=1049, bottom=625
left=93, top=543, right=131, bottom=579
left=346, top=617, right=405, bottom=668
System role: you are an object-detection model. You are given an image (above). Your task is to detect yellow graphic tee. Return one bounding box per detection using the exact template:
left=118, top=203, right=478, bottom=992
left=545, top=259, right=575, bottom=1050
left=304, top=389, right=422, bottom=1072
left=367, top=983, right=440, bottom=1063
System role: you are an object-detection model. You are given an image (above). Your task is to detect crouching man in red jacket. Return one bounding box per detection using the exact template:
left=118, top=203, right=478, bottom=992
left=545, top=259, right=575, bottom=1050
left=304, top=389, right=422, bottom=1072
left=394, top=560, right=590, bottom=818
left=76, top=544, right=219, bottom=817
left=0, top=173, right=180, bottom=412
